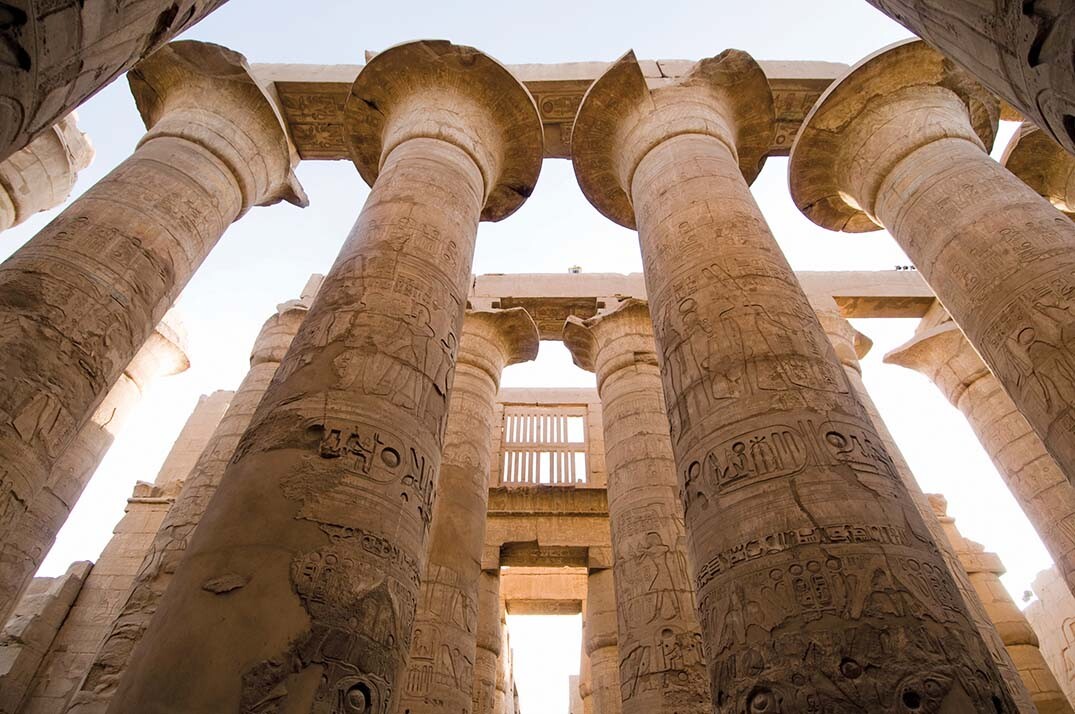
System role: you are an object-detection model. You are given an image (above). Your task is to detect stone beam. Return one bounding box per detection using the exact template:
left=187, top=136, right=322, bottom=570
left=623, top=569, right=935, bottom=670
left=500, top=567, right=587, bottom=615
left=253, top=59, right=848, bottom=160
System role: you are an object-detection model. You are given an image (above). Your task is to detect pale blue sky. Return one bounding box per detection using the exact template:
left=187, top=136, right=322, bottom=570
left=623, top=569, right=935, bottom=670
left=1, top=3, right=1054, bottom=712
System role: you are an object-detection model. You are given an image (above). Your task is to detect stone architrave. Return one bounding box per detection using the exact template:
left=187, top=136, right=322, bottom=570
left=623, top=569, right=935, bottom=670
left=887, top=302, right=1075, bottom=600
left=398, top=308, right=539, bottom=714
left=0, top=314, right=188, bottom=627
left=861, top=0, right=1075, bottom=155
left=1002, top=122, right=1075, bottom=218
left=563, top=299, right=711, bottom=714
left=572, top=48, right=1017, bottom=710
left=105, top=40, right=543, bottom=713
left=815, top=301, right=1036, bottom=708
left=929, top=494, right=1075, bottom=714
left=473, top=570, right=502, bottom=714
left=791, top=40, right=1075, bottom=492
left=0, top=113, right=94, bottom=233
left=583, top=568, right=620, bottom=714
left=0, top=0, right=232, bottom=163
left=0, top=39, right=305, bottom=616
left=66, top=286, right=317, bottom=714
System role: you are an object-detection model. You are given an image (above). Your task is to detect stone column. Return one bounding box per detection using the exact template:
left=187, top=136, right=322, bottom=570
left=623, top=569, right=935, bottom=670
left=568, top=675, right=582, bottom=714
left=106, top=40, right=542, bottom=713
left=0, top=113, right=94, bottom=233
left=583, top=568, right=621, bottom=714
left=572, top=48, right=1016, bottom=710
left=930, top=494, right=1075, bottom=714
left=0, top=314, right=188, bottom=626
left=563, top=299, right=710, bottom=714
left=0, top=39, right=305, bottom=607
left=66, top=285, right=318, bottom=714
left=887, top=301, right=1075, bottom=598
left=792, top=39, right=1075, bottom=492
left=495, top=608, right=509, bottom=714
left=816, top=300, right=1036, bottom=708
left=578, top=649, right=594, bottom=714
left=19, top=390, right=231, bottom=714
left=0, top=0, right=232, bottom=163
left=1025, top=567, right=1075, bottom=705
left=398, top=309, right=539, bottom=714
left=1002, top=121, right=1075, bottom=218
left=861, top=0, right=1075, bottom=155
left=473, top=570, right=502, bottom=714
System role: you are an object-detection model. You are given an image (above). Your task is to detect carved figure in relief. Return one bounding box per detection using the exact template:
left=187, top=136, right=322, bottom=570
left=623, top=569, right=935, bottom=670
left=1014, top=326, right=1075, bottom=414
left=1062, top=617, right=1075, bottom=681
left=633, top=531, right=682, bottom=622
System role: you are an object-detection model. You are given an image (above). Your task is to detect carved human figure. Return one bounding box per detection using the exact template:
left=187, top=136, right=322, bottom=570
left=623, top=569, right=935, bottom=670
left=572, top=48, right=1018, bottom=711
left=0, top=40, right=305, bottom=622
left=106, top=41, right=542, bottom=712
left=397, top=308, right=539, bottom=714
left=564, top=299, right=712, bottom=714
left=791, top=40, right=1075, bottom=493
left=1002, top=121, right=1075, bottom=218
left=0, top=0, right=231, bottom=162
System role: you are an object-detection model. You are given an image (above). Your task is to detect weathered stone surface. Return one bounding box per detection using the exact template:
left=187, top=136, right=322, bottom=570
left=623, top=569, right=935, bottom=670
left=792, top=39, right=1075, bottom=496
left=0, top=1, right=231, bottom=163
left=0, top=40, right=304, bottom=622
left=472, top=571, right=502, bottom=714
left=105, top=40, right=542, bottom=713
left=930, top=494, right=1074, bottom=714
left=568, top=674, right=583, bottom=714
left=398, top=309, right=538, bottom=714
left=1026, top=567, right=1075, bottom=707
left=0, top=114, right=93, bottom=233
left=0, top=561, right=90, bottom=714
left=583, top=568, right=620, bottom=714
left=574, top=47, right=1015, bottom=711
left=1002, top=121, right=1075, bottom=218
left=887, top=301, right=1075, bottom=600
left=66, top=285, right=316, bottom=714
left=0, top=314, right=188, bottom=628
left=564, top=299, right=710, bottom=714
left=500, top=567, right=586, bottom=615
left=862, top=0, right=1075, bottom=155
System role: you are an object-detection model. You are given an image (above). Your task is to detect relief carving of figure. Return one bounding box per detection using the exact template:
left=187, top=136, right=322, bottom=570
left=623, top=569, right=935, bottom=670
left=1014, top=325, right=1075, bottom=414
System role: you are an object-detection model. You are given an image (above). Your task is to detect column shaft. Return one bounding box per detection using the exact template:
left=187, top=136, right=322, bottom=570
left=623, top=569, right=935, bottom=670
left=473, top=571, right=502, bottom=714
left=584, top=568, right=621, bottom=714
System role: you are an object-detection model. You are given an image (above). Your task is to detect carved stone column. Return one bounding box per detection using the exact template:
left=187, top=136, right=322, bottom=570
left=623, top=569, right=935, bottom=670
left=792, top=39, right=1075, bottom=492
left=564, top=299, right=710, bottom=714
left=886, top=301, right=1075, bottom=598
left=398, top=308, right=539, bottom=714
left=578, top=647, right=594, bottom=714
left=573, top=48, right=1016, bottom=710
left=0, top=313, right=187, bottom=627
left=0, top=113, right=94, bottom=233
left=861, top=0, right=1075, bottom=155
left=473, top=570, right=502, bottom=714
left=67, top=284, right=317, bottom=713
left=495, top=606, right=509, bottom=714
left=1002, top=121, right=1075, bottom=218
left=583, top=568, right=621, bottom=714
left=0, top=0, right=232, bottom=163
left=0, top=40, right=305, bottom=609
left=816, top=301, right=1036, bottom=708
left=106, top=40, right=542, bottom=713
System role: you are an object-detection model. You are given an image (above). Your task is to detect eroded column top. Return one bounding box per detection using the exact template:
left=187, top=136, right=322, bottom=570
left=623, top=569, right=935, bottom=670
left=460, top=307, right=540, bottom=383
left=1002, top=122, right=1075, bottom=217
left=789, top=39, right=999, bottom=232
left=562, top=298, right=655, bottom=386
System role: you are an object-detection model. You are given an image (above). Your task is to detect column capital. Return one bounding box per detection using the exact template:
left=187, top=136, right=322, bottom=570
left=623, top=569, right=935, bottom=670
left=562, top=298, right=655, bottom=385
left=1002, top=121, right=1075, bottom=218
left=812, top=304, right=873, bottom=374
left=249, top=300, right=311, bottom=367
left=790, top=39, right=998, bottom=232
left=344, top=40, right=543, bottom=222
left=126, top=310, right=190, bottom=391
left=458, top=307, right=540, bottom=385
left=571, top=49, right=774, bottom=229
left=130, top=40, right=308, bottom=214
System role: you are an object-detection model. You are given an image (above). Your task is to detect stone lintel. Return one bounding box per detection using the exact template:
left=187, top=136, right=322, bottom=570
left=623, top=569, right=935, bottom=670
left=254, top=59, right=847, bottom=160
left=500, top=567, right=587, bottom=616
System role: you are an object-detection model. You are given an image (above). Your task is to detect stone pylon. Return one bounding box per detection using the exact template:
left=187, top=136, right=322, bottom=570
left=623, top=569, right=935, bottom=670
left=0, top=0, right=232, bottom=163
left=0, top=39, right=305, bottom=618
left=105, top=40, right=543, bottom=713
left=861, top=0, right=1075, bottom=156
left=66, top=279, right=320, bottom=713
left=572, top=48, right=1017, bottom=710
left=397, top=308, right=539, bottom=714
left=792, top=39, right=1075, bottom=492
left=564, top=299, right=711, bottom=714
left=815, top=300, right=1035, bottom=709
left=583, top=568, right=621, bottom=714
left=1002, top=121, right=1075, bottom=218
left=0, top=113, right=94, bottom=233
left=929, top=494, right=1074, bottom=714
left=473, top=570, right=502, bottom=714
left=0, top=313, right=188, bottom=627
left=887, top=301, right=1075, bottom=600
